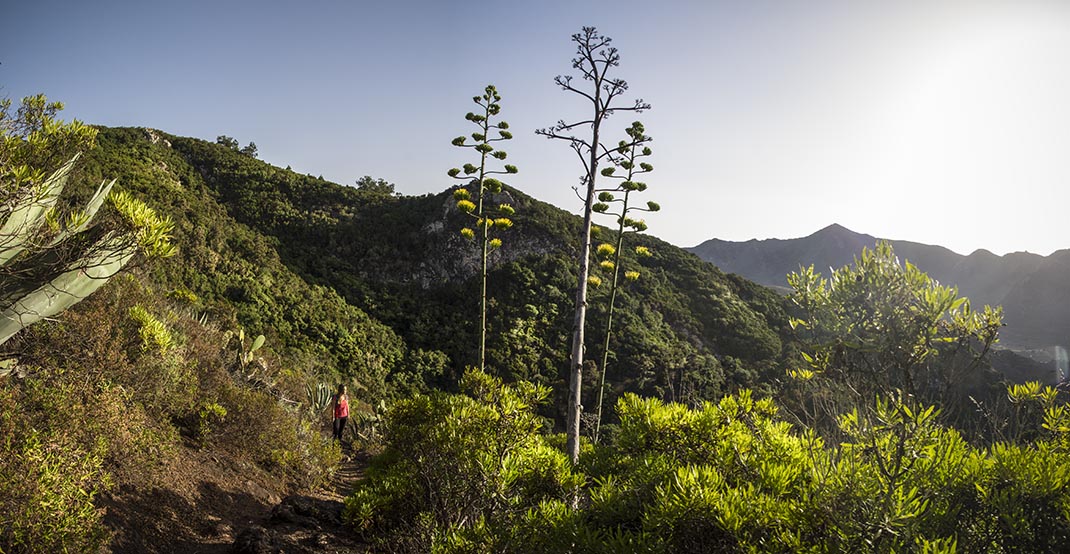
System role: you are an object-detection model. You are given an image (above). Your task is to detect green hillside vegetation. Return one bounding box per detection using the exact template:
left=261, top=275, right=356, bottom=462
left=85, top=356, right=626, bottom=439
left=345, top=245, right=1067, bottom=553
left=348, top=370, right=1070, bottom=553
left=2, top=117, right=797, bottom=548
left=85, top=126, right=790, bottom=415
left=0, top=100, right=342, bottom=551
left=76, top=127, right=411, bottom=400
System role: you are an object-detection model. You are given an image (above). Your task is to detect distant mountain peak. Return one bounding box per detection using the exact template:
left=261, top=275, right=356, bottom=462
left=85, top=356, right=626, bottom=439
left=686, top=224, right=1067, bottom=351
left=808, top=223, right=867, bottom=240
left=817, top=223, right=852, bottom=234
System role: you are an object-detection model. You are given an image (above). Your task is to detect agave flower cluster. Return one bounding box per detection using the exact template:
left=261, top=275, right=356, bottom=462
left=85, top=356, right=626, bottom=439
left=588, top=121, right=659, bottom=288
left=448, top=85, right=518, bottom=250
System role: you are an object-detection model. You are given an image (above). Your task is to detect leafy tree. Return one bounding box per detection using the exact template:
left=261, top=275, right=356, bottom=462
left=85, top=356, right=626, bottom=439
left=354, top=175, right=397, bottom=198
left=0, top=95, right=96, bottom=180
left=449, top=85, right=518, bottom=372
left=537, top=27, right=650, bottom=463
left=239, top=141, right=258, bottom=158
left=215, top=135, right=257, bottom=158
left=589, top=120, right=659, bottom=441
left=215, top=135, right=238, bottom=150
left=785, top=241, right=1004, bottom=433
left=0, top=95, right=176, bottom=359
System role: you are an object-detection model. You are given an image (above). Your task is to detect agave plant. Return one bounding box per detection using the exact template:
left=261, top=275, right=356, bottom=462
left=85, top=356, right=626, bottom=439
left=306, top=381, right=333, bottom=414
left=0, top=155, right=175, bottom=372
left=447, top=85, right=518, bottom=372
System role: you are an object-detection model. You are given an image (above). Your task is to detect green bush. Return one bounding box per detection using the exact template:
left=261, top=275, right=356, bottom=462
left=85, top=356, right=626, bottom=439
left=344, top=369, right=583, bottom=552
left=350, top=381, right=1070, bottom=553
left=0, top=386, right=112, bottom=553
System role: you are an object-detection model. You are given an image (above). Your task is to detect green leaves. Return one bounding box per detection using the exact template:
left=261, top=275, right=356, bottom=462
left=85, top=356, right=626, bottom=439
left=109, top=191, right=178, bottom=259
left=343, top=370, right=580, bottom=546
left=0, top=97, right=178, bottom=347
left=786, top=241, right=1005, bottom=437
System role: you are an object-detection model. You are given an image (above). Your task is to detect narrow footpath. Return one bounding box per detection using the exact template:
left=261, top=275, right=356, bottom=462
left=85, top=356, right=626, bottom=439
left=230, top=442, right=369, bottom=554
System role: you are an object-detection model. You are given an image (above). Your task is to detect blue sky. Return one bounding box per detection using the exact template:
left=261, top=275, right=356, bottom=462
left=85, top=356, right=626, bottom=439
left=3, top=0, right=1068, bottom=255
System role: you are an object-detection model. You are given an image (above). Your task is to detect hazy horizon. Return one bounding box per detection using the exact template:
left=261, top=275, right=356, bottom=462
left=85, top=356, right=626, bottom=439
left=3, top=0, right=1067, bottom=256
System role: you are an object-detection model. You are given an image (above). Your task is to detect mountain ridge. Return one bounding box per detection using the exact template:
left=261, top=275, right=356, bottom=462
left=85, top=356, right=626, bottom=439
left=689, top=224, right=1069, bottom=351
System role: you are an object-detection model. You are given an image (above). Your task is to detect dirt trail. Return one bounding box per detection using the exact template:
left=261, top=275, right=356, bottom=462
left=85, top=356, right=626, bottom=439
left=104, top=440, right=369, bottom=554
left=230, top=441, right=370, bottom=554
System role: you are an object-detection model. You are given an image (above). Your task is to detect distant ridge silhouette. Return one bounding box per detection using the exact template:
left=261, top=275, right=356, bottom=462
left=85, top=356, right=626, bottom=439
left=688, top=225, right=1068, bottom=351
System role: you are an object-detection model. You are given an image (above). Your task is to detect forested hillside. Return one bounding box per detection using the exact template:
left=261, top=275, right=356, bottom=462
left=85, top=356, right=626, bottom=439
left=81, top=126, right=792, bottom=415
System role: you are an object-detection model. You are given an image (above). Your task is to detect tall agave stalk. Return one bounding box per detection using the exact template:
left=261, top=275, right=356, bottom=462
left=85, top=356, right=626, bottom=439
left=537, top=27, right=650, bottom=464
left=448, top=85, right=518, bottom=372
left=591, top=121, right=658, bottom=442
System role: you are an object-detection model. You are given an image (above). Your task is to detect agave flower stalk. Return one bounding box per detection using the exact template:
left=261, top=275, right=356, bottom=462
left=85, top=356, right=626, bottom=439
left=591, top=121, right=659, bottom=442
left=448, top=85, right=518, bottom=372
left=536, top=27, right=650, bottom=464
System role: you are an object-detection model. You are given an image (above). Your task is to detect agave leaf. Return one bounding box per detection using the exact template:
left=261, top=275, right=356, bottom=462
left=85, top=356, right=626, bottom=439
left=47, top=178, right=116, bottom=247
left=0, top=232, right=136, bottom=345
left=0, top=154, right=80, bottom=266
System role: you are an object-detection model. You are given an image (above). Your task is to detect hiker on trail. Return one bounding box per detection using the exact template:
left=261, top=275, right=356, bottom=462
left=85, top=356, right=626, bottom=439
left=332, top=384, right=349, bottom=442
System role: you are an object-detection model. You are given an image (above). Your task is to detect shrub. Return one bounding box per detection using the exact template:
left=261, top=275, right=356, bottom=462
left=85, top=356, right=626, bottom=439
left=344, top=369, right=583, bottom=552
left=349, top=380, right=1070, bottom=552
left=0, top=385, right=112, bottom=553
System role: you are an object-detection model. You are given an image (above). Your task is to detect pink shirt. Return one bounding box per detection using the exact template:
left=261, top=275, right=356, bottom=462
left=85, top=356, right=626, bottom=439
left=334, top=394, right=349, bottom=418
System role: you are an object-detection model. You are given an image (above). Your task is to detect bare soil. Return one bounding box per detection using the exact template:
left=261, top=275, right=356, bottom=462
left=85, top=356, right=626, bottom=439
left=102, top=439, right=368, bottom=554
